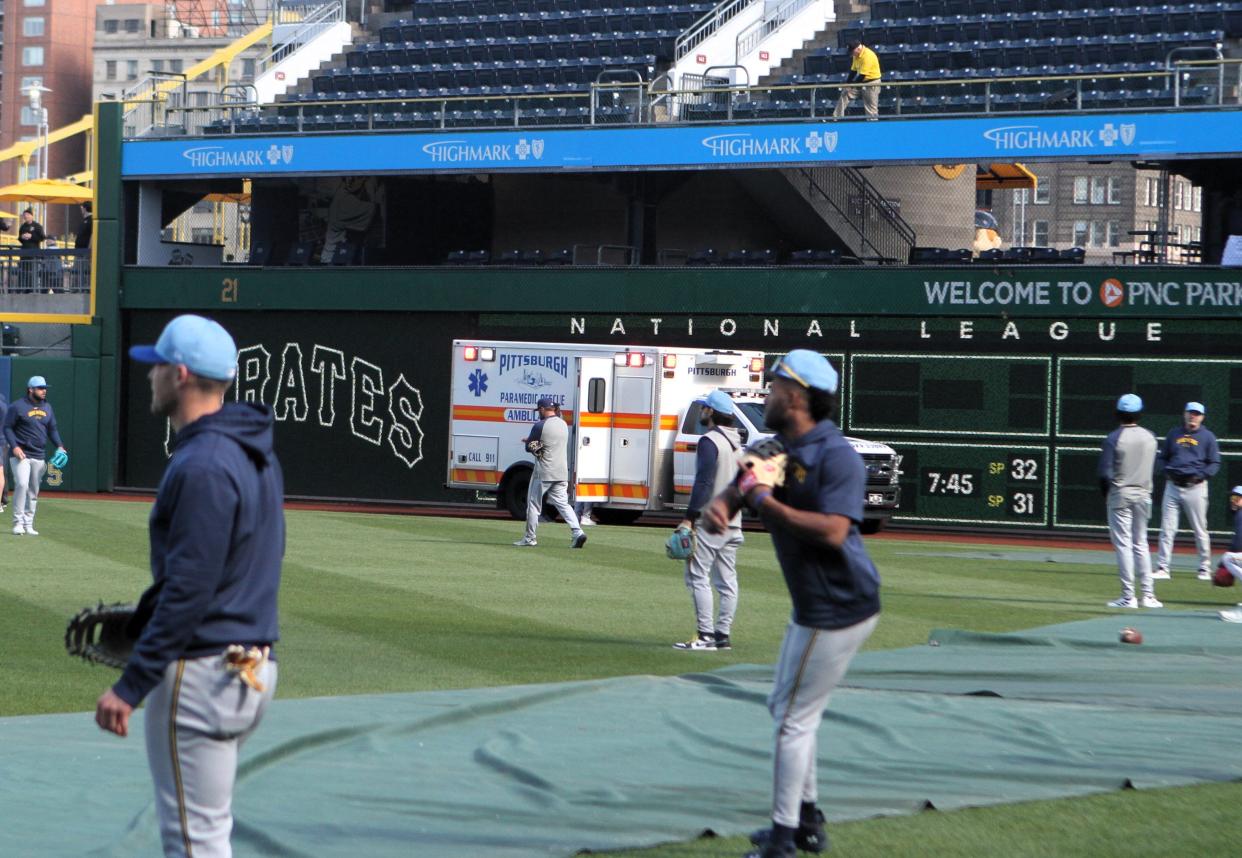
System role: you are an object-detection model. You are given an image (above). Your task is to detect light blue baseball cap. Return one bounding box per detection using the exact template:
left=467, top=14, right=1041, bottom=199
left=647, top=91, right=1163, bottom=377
left=703, top=389, right=735, bottom=415
left=1116, top=393, right=1143, bottom=413
left=1231, top=485, right=1242, bottom=496
left=1185, top=401, right=1205, bottom=414
left=129, top=314, right=238, bottom=382
left=771, top=350, right=839, bottom=394
left=26, top=375, right=47, bottom=388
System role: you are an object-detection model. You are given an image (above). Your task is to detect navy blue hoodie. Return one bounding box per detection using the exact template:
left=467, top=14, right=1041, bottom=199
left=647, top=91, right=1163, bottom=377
left=114, top=402, right=285, bottom=707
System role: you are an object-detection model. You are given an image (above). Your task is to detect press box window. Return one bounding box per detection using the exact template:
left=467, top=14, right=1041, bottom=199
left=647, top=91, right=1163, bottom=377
left=586, top=379, right=606, bottom=413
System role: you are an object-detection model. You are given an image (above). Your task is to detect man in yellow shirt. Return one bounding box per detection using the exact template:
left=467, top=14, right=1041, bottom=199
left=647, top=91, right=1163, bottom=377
left=834, top=41, right=882, bottom=119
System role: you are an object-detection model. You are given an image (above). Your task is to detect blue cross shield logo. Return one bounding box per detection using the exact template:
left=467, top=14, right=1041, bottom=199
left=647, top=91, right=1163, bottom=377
left=468, top=368, right=488, bottom=397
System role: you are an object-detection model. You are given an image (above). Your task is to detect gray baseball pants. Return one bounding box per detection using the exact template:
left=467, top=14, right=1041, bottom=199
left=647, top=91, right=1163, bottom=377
left=685, top=526, right=742, bottom=636
left=10, top=456, right=45, bottom=530
left=144, top=655, right=277, bottom=857
left=1108, top=494, right=1154, bottom=600
left=767, top=614, right=878, bottom=828
left=1156, top=481, right=1211, bottom=573
left=524, top=478, right=582, bottom=542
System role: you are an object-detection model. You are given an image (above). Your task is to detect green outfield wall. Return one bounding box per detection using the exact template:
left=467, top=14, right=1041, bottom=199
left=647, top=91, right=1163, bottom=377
left=93, top=103, right=1242, bottom=533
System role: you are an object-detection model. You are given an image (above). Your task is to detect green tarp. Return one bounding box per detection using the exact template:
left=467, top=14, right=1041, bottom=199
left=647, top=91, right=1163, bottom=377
left=4, top=613, right=1241, bottom=856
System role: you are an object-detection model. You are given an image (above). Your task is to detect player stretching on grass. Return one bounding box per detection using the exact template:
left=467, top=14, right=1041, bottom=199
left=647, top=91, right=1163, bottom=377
left=703, top=350, right=879, bottom=858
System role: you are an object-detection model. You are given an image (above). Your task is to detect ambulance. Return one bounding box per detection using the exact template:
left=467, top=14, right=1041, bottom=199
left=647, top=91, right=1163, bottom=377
left=447, top=340, right=902, bottom=530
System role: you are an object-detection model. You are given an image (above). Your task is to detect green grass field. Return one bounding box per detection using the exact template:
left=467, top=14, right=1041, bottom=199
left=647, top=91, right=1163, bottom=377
left=7, top=498, right=1241, bottom=857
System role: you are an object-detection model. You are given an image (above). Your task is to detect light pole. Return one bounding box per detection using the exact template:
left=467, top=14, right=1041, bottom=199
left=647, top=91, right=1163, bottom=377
left=25, top=85, right=51, bottom=181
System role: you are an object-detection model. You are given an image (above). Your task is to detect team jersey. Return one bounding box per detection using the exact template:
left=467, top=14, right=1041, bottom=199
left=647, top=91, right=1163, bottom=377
left=770, top=419, right=881, bottom=630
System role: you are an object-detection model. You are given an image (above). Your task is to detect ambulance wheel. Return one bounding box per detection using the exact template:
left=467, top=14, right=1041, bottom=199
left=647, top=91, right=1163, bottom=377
left=503, top=468, right=532, bottom=520
left=593, top=508, right=643, bottom=526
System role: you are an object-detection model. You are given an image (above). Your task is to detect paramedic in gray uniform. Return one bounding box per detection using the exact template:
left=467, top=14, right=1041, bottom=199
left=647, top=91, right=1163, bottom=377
left=673, top=389, right=743, bottom=652
left=1098, top=393, right=1161, bottom=609
left=703, top=350, right=879, bottom=858
left=514, top=396, right=587, bottom=549
left=95, top=314, right=283, bottom=857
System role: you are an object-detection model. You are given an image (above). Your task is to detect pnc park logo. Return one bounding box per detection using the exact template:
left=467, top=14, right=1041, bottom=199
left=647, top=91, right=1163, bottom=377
left=1099, top=279, right=1125, bottom=308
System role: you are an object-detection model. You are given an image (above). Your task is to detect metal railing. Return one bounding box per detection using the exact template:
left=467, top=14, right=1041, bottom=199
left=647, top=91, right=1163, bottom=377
left=794, top=166, right=916, bottom=263
left=736, top=0, right=816, bottom=61
left=263, top=1, right=346, bottom=73
left=676, top=0, right=759, bottom=59
left=0, top=250, right=91, bottom=294
left=123, top=59, right=1242, bottom=140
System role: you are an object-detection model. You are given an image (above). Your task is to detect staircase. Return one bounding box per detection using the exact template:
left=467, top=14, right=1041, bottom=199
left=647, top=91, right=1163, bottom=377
left=277, top=20, right=369, bottom=101
left=759, top=0, right=870, bottom=87
left=780, top=165, right=917, bottom=261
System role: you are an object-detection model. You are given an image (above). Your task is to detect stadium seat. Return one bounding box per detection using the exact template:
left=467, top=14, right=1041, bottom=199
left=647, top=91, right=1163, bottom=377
left=286, top=241, right=315, bottom=266
left=248, top=240, right=272, bottom=266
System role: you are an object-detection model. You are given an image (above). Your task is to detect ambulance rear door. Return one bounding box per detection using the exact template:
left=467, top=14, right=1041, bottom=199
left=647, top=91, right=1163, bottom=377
left=573, top=356, right=614, bottom=505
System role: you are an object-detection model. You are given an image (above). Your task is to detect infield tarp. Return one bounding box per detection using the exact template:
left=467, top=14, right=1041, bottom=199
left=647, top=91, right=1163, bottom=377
left=5, top=613, right=1242, bottom=857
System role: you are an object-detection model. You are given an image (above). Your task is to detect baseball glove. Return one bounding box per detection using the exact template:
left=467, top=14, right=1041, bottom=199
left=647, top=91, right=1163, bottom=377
left=666, top=525, right=695, bottom=560
left=65, top=602, right=138, bottom=669
left=736, top=437, right=788, bottom=505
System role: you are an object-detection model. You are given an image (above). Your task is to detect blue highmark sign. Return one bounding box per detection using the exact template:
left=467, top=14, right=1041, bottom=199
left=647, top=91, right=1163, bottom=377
left=121, top=111, right=1242, bottom=177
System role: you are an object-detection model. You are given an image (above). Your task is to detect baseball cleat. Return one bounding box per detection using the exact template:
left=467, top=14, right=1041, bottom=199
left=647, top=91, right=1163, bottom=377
left=1140, top=595, right=1163, bottom=608
left=745, top=831, right=799, bottom=857
left=24, top=526, right=38, bottom=536
left=1197, top=570, right=1212, bottom=581
left=580, top=516, right=596, bottom=526
left=1220, top=607, right=1242, bottom=623
left=512, top=538, right=537, bottom=547
left=714, top=633, right=732, bottom=651
left=1107, top=596, right=1138, bottom=608
left=1151, top=569, right=1171, bottom=580
left=673, top=634, right=717, bottom=651
left=571, top=532, right=587, bottom=549
left=750, top=810, right=828, bottom=854
left=12, top=524, right=23, bottom=536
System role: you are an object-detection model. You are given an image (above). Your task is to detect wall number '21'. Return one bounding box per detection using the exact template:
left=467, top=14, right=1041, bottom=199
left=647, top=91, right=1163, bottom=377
left=221, top=277, right=239, bottom=303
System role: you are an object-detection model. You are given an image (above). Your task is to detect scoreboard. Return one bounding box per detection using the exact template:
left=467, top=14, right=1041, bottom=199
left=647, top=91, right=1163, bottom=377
left=837, top=353, right=1242, bottom=534
left=894, top=443, right=1049, bottom=527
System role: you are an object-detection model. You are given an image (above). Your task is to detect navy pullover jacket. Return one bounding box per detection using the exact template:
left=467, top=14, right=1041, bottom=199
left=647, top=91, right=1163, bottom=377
left=1158, top=424, right=1220, bottom=481
left=1232, top=508, right=1242, bottom=553
left=114, top=402, right=285, bottom=707
left=3, top=395, right=64, bottom=458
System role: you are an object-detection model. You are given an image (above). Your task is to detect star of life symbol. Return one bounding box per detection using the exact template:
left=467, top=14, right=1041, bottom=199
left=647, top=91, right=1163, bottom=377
left=468, top=368, right=488, bottom=397
left=1099, top=123, right=1119, bottom=146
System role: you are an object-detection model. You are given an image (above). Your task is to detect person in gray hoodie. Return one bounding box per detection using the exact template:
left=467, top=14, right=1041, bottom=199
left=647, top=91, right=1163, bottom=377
left=673, top=389, right=744, bottom=651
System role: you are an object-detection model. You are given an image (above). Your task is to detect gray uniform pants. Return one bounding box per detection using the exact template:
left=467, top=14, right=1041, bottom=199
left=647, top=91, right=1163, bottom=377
left=1108, top=494, right=1154, bottom=600
left=524, top=478, right=582, bottom=542
left=685, top=526, right=742, bottom=636
left=1156, top=481, right=1211, bottom=573
left=10, top=456, right=45, bottom=529
left=144, top=655, right=278, bottom=857
left=768, top=615, right=878, bottom=828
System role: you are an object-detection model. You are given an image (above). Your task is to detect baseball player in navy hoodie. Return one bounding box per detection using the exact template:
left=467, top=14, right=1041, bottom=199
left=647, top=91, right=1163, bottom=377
left=95, top=315, right=285, bottom=857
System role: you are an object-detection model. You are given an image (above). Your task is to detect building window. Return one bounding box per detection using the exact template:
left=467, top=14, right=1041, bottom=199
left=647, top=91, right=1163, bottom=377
left=124, top=19, right=141, bottom=34
left=1032, top=220, right=1049, bottom=246
left=1073, top=176, right=1088, bottom=204
left=104, top=19, right=119, bottom=34
left=127, top=60, right=139, bottom=80
left=191, top=228, right=216, bottom=244
left=22, top=17, right=45, bottom=36
left=105, top=61, right=117, bottom=81
left=23, top=0, right=45, bottom=6
left=1073, top=221, right=1088, bottom=246
left=170, top=59, right=183, bottom=73
left=20, top=106, right=40, bottom=126
left=1194, top=226, right=1202, bottom=242
left=242, top=59, right=256, bottom=79
left=1013, top=188, right=1030, bottom=204
left=1033, top=179, right=1050, bottom=204
left=22, top=46, right=44, bottom=66
left=1193, top=186, right=1202, bottom=212
left=1106, top=177, right=1120, bottom=205
left=1090, top=177, right=1106, bottom=204
left=194, top=91, right=210, bottom=106
left=1108, top=221, right=1122, bottom=247
left=1173, top=181, right=1184, bottom=210
left=151, top=59, right=165, bottom=73
left=20, top=76, right=44, bottom=90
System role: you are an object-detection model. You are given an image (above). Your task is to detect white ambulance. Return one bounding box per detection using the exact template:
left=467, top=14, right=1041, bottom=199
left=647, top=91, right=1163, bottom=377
left=447, top=340, right=901, bottom=530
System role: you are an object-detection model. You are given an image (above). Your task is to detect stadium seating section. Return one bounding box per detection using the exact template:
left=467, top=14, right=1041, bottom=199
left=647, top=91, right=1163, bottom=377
left=202, top=0, right=1242, bottom=134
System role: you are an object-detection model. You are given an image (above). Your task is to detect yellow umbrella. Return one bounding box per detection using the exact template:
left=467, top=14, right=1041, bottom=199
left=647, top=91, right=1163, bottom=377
left=0, top=178, right=93, bottom=205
